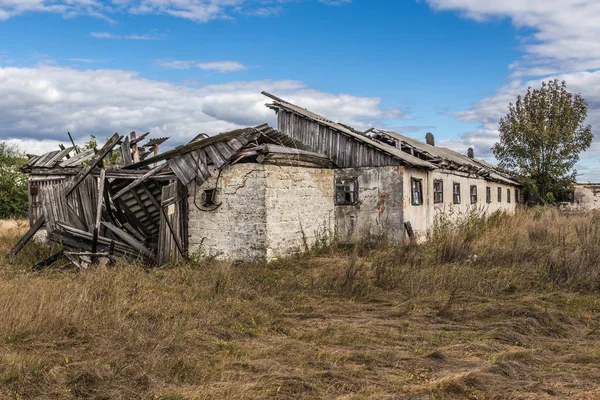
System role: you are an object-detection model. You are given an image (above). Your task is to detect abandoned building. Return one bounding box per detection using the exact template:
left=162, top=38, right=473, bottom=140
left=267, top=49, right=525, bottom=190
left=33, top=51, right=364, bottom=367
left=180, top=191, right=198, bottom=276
left=12, top=92, right=520, bottom=267
left=559, top=183, right=600, bottom=212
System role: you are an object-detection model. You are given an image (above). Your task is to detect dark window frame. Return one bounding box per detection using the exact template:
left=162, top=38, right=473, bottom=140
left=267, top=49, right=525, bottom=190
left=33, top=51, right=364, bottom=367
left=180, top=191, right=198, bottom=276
left=411, top=178, right=424, bottom=206
left=453, top=182, right=461, bottom=204
left=470, top=185, right=478, bottom=204
left=498, top=187, right=502, bottom=202
left=202, top=188, right=217, bottom=207
left=507, top=188, right=511, bottom=203
left=433, top=179, right=443, bottom=204
left=486, top=186, right=492, bottom=204
left=335, top=177, right=359, bottom=205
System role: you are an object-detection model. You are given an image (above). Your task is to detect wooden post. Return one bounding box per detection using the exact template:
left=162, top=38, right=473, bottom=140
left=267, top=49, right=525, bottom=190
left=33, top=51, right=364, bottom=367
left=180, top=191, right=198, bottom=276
left=130, top=131, right=140, bottom=163
left=92, top=169, right=106, bottom=255
left=67, top=132, right=79, bottom=154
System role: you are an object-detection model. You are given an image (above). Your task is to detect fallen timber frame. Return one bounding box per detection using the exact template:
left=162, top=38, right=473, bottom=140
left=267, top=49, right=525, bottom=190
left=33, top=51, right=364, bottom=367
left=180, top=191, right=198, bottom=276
left=13, top=122, right=337, bottom=269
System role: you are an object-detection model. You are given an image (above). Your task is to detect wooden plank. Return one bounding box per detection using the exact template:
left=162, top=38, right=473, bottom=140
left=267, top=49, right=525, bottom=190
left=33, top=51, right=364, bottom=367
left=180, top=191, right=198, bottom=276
left=9, top=216, right=45, bottom=255
left=130, top=132, right=150, bottom=145
left=130, top=132, right=140, bottom=163
left=226, top=137, right=245, bottom=152
left=32, top=250, right=64, bottom=271
left=59, top=149, right=95, bottom=167
left=112, top=163, right=167, bottom=200
left=77, top=176, right=96, bottom=232
left=59, top=144, right=71, bottom=159
left=64, top=133, right=121, bottom=197
left=92, top=169, right=106, bottom=254
left=121, top=136, right=133, bottom=166
left=130, top=189, right=158, bottom=229
left=101, top=221, right=153, bottom=258
left=194, top=149, right=211, bottom=181
left=214, top=141, right=235, bottom=159
left=167, top=154, right=197, bottom=185
left=204, top=144, right=226, bottom=167
left=124, top=127, right=263, bottom=170
left=63, top=252, right=83, bottom=269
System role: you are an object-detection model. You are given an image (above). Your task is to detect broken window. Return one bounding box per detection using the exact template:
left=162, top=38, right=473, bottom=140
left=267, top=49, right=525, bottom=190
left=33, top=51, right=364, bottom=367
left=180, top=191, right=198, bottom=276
left=453, top=182, right=461, bottom=204
left=335, top=178, right=358, bottom=205
left=470, top=185, right=478, bottom=204
left=507, top=189, right=511, bottom=203
left=486, top=186, right=491, bottom=204
left=411, top=178, right=423, bottom=205
left=202, top=189, right=217, bottom=207
left=433, top=179, right=443, bottom=204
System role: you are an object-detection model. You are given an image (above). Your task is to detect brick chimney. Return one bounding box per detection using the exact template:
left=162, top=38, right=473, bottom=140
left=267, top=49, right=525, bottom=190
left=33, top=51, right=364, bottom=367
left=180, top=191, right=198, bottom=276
left=467, top=147, right=474, bottom=158
left=425, top=132, right=434, bottom=146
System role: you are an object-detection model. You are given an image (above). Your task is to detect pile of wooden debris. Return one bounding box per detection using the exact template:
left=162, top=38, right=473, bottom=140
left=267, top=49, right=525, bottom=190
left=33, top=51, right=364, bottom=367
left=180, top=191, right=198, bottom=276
left=9, top=124, right=306, bottom=269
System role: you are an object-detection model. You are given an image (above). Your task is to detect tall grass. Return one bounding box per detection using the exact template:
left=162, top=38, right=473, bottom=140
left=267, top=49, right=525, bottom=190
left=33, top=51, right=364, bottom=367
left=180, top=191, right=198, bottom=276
left=0, top=209, right=599, bottom=398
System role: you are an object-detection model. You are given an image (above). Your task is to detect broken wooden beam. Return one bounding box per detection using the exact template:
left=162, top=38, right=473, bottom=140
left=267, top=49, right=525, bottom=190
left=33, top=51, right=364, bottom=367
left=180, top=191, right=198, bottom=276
left=92, top=169, right=106, bottom=254
left=112, top=163, right=167, bottom=200
left=101, top=221, right=153, bottom=258
left=33, top=249, right=64, bottom=271
left=9, top=216, right=45, bottom=256
left=64, top=133, right=122, bottom=197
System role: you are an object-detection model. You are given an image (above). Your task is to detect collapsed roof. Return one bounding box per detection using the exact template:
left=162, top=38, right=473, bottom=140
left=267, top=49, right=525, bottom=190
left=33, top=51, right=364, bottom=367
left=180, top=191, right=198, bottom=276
left=12, top=125, right=334, bottom=268
left=262, top=91, right=518, bottom=186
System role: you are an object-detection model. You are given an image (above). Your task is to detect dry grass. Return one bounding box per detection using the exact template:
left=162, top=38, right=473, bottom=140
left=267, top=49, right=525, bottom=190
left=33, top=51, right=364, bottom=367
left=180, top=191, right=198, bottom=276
left=1, top=209, right=600, bottom=399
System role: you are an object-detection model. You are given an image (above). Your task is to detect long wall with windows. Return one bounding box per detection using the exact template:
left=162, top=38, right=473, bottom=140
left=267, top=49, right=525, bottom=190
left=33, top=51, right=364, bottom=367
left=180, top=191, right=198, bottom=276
left=402, top=167, right=519, bottom=239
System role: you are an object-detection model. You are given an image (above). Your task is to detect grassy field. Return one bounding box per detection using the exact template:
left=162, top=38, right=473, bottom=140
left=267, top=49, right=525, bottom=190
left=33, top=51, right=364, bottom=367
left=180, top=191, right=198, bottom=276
left=1, top=209, right=600, bottom=399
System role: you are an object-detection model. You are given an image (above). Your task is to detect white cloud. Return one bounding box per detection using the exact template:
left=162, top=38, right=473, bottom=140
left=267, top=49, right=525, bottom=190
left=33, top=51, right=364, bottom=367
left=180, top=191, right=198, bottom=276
left=90, top=31, right=164, bottom=40
left=0, top=66, right=406, bottom=155
left=423, top=0, right=600, bottom=182
left=157, top=59, right=249, bottom=72
left=425, top=0, right=600, bottom=76
left=0, top=0, right=349, bottom=22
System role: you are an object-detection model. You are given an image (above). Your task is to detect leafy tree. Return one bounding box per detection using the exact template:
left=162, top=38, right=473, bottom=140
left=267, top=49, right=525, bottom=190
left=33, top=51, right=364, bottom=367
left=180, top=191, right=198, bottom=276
left=493, top=80, right=593, bottom=204
left=0, top=142, right=29, bottom=218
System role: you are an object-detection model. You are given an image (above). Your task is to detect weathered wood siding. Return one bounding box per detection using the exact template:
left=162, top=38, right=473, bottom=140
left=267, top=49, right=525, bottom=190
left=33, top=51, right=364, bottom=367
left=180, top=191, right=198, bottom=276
left=158, top=182, right=186, bottom=265
left=277, top=110, right=403, bottom=168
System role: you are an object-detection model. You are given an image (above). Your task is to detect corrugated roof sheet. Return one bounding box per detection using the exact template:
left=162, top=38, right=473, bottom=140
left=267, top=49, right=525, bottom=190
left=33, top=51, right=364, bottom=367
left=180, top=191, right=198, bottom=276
left=371, top=129, right=519, bottom=186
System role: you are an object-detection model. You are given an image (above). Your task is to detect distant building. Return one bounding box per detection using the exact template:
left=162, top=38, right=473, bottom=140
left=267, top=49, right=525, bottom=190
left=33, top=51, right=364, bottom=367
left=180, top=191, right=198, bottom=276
left=559, top=183, right=600, bottom=212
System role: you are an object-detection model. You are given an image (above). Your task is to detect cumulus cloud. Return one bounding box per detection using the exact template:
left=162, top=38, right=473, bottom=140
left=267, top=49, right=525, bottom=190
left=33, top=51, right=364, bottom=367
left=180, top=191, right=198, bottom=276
left=0, top=66, right=407, bottom=155
left=0, top=0, right=349, bottom=22
left=157, top=59, right=248, bottom=72
left=425, top=0, right=600, bottom=75
left=424, top=0, right=600, bottom=181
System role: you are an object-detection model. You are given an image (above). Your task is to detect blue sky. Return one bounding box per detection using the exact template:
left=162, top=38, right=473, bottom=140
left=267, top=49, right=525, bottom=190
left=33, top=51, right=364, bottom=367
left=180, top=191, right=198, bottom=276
left=0, top=0, right=599, bottom=180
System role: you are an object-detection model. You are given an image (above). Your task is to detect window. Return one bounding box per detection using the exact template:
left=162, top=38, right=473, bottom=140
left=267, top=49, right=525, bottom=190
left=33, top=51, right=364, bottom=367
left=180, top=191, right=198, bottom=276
left=202, top=189, right=217, bottom=207
left=515, top=189, right=519, bottom=204
left=486, top=187, right=491, bottom=204
left=498, top=187, right=502, bottom=202
left=335, top=178, right=358, bottom=205
left=453, top=182, right=461, bottom=204
left=470, top=185, right=478, bottom=204
left=411, top=178, right=423, bottom=205
left=507, top=189, right=511, bottom=203
left=433, top=180, right=443, bottom=204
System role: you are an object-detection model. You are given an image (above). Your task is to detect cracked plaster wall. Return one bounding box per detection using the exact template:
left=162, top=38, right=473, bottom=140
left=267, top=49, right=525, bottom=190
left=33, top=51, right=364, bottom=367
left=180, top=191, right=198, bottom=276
left=334, top=167, right=404, bottom=245
left=188, top=163, right=335, bottom=261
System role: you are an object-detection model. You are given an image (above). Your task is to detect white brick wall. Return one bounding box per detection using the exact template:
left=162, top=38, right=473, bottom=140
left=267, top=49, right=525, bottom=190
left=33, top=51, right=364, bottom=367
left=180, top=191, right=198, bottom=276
left=188, top=163, right=335, bottom=262
left=188, top=163, right=267, bottom=261
left=264, top=164, right=334, bottom=260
